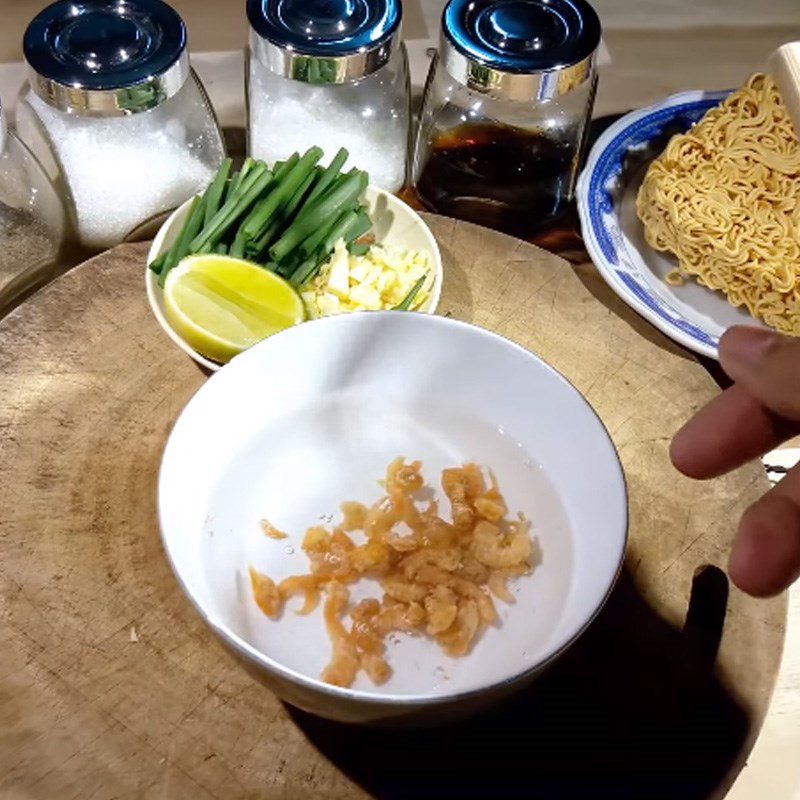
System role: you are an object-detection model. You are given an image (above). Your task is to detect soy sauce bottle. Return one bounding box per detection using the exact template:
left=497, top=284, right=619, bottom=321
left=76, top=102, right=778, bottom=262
left=411, top=0, right=600, bottom=247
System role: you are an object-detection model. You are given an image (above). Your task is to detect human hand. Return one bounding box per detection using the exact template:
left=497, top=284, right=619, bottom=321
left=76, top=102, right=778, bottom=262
left=671, top=326, right=800, bottom=597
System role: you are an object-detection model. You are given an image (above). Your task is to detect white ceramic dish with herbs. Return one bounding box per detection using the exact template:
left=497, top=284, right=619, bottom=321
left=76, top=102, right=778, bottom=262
left=145, top=154, right=443, bottom=372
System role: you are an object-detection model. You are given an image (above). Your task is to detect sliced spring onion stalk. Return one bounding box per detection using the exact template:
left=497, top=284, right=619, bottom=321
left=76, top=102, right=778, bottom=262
left=393, top=273, right=429, bottom=311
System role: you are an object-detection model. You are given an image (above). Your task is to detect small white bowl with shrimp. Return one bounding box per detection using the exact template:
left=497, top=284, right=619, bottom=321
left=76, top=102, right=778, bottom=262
left=158, top=311, right=627, bottom=723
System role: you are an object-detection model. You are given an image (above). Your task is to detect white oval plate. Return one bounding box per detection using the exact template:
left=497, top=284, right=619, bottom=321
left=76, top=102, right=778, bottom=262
left=146, top=185, right=443, bottom=372
left=158, top=311, right=627, bottom=722
left=576, top=90, right=768, bottom=360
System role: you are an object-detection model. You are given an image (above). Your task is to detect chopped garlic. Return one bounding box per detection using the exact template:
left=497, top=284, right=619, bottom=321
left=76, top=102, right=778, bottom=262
left=326, top=244, right=350, bottom=298
left=302, top=239, right=433, bottom=318
left=349, top=284, right=382, bottom=309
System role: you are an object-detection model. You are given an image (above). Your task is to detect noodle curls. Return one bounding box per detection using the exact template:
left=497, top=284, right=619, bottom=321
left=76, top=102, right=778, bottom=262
left=636, top=74, right=800, bottom=335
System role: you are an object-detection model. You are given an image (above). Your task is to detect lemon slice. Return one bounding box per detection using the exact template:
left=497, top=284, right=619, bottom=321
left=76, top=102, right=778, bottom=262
left=163, top=255, right=305, bottom=364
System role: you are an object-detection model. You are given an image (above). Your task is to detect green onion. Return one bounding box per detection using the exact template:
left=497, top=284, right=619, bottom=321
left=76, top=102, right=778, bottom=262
left=393, top=274, right=428, bottom=311
left=246, top=217, right=282, bottom=259
left=148, top=251, right=168, bottom=274
left=239, top=147, right=323, bottom=241
left=158, top=194, right=206, bottom=287
left=220, top=172, right=237, bottom=208
left=284, top=170, right=317, bottom=220
left=230, top=157, right=255, bottom=195
left=235, top=161, right=269, bottom=197
left=203, top=158, right=232, bottom=227
left=152, top=149, right=378, bottom=294
left=244, top=168, right=319, bottom=261
left=273, top=154, right=299, bottom=182
left=189, top=163, right=272, bottom=251
left=303, top=148, right=348, bottom=208
left=270, top=170, right=367, bottom=262
left=319, top=208, right=360, bottom=253
left=344, top=208, right=372, bottom=243
left=229, top=229, right=247, bottom=259
left=288, top=210, right=355, bottom=287
left=304, top=167, right=357, bottom=212
left=276, top=252, right=303, bottom=277
left=241, top=156, right=300, bottom=246
left=348, top=242, right=370, bottom=257
left=288, top=249, right=326, bottom=288
left=294, top=208, right=346, bottom=259
left=289, top=204, right=372, bottom=287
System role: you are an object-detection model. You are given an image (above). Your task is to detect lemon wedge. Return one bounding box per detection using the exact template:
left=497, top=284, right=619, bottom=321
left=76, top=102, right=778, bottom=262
left=163, top=255, right=305, bottom=364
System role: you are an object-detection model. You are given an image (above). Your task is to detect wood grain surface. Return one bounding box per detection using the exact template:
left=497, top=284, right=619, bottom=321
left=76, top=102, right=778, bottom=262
left=0, top=216, right=786, bottom=799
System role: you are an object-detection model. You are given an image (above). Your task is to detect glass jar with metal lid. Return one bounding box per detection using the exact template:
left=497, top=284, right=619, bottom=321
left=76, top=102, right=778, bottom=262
left=411, top=0, right=601, bottom=241
left=0, top=96, right=66, bottom=314
left=246, top=0, right=410, bottom=193
left=16, top=0, right=225, bottom=251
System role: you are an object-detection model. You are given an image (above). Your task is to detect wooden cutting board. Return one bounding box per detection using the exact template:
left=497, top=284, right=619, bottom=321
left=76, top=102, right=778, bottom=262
left=0, top=216, right=785, bottom=800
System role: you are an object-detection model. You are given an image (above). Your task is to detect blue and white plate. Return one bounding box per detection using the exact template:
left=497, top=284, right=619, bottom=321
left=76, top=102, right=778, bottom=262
left=576, top=90, right=768, bottom=360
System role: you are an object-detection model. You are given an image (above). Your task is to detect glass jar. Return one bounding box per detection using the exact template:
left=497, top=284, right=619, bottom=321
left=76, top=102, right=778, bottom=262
left=412, top=0, right=601, bottom=241
left=16, top=0, right=225, bottom=252
left=247, top=0, right=410, bottom=193
left=0, top=98, right=66, bottom=314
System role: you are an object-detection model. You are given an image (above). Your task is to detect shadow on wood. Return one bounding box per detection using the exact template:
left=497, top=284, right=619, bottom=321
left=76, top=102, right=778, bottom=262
left=289, top=564, right=746, bottom=800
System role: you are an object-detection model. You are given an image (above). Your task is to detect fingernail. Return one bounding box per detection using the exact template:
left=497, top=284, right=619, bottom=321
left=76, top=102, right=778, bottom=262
left=721, top=326, right=779, bottom=368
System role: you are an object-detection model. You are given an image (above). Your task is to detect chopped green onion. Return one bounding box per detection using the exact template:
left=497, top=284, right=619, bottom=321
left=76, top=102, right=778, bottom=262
left=303, top=148, right=348, bottom=208
left=393, top=274, right=428, bottom=311
left=148, top=251, right=168, bottom=274
left=158, top=194, right=206, bottom=287
left=239, top=147, right=323, bottom=241
left=189, top=164, right=273, bottom=251
left=230, top=229, right=247, bottom=258
left=348, top=242, right=370, bottom=256
left=271, top=170, right=367, bottom=262
left=203, top=158, right=232, bottom=227
left=288, top=249, right=326, bottom=288
left=230, top=157, right=255, bottom=196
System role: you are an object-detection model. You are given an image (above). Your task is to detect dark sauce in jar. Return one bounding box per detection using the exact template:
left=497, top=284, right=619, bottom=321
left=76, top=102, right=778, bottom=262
left=412, top=122, right=582, bottom=247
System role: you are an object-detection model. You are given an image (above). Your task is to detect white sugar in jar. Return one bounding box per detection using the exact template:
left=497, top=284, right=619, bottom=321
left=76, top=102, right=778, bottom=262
left=16, top=0, right=224, bottom=251
left=246, top=0, right=410, bottom=194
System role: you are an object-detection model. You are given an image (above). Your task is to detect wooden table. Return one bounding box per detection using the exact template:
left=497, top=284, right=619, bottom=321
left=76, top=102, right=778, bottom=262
left=2, top=11, right=800, bottom=795
left=0, top=217, right=786, bottom=799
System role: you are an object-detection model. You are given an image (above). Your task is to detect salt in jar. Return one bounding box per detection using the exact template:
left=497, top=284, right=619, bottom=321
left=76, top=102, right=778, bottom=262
left=16, top=0, right=225, bottom=251
left=247, top=0, right=410, bottom=193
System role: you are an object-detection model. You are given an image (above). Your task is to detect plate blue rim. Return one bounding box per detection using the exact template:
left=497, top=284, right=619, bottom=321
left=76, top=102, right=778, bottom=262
left=576, top=89, right=731, bottom=359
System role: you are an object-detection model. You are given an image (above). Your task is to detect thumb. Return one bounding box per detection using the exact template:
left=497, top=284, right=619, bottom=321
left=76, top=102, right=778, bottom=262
left=719, top=326, right=800, bottom=421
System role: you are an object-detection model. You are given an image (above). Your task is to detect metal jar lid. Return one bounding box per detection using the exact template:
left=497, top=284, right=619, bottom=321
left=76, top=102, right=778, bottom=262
left=441, top=0, right=601, bottom=101
left=247, top=0, right=401, bottom=84
left=24, top=0, right=190, bottom=116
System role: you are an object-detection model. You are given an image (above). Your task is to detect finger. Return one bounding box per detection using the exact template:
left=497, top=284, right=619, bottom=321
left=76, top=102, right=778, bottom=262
left=719, top=326, right=800, bottom=420
left=670, top=383, right=800, bottom=479
left=729, top=462, right=800, bottom=596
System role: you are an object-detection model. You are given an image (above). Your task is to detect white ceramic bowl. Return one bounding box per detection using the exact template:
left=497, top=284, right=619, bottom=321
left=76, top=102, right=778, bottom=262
left=159, top=312, right=628, bottom=724
left=146, top=185, right=443, bottom=371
